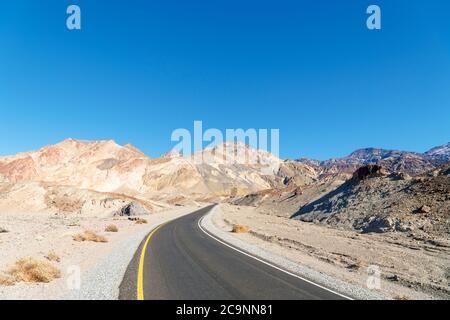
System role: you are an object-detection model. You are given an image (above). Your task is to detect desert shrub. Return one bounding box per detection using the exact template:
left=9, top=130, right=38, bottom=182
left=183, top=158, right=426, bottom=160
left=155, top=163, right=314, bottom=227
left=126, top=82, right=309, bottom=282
left=135, top=218, right=148, bottom=225
left=6, top=258, right=61, bottom=283
left=105, top=224, right=119, bottom=232
left=0, top=273, right=15, bottom=286
left=73, top=230, right=108, bottom=243
left=231, top=224, right=250, bottom=233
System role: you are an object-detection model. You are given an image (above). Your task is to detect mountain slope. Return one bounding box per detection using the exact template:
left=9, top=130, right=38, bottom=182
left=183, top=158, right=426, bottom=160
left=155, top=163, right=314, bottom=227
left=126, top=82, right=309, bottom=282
left=0, top=139, right=287, bottom=204
left=1, top=139, right=448, bottom=217
left=292, top=164, right=450, bottom=239
left=424, top=142, right=450, bottom=164
left=0, top=181, right=162, bottom=216
left=226, top=143, right=450, bottom=217
left=297, top=142, right=450, bottom=177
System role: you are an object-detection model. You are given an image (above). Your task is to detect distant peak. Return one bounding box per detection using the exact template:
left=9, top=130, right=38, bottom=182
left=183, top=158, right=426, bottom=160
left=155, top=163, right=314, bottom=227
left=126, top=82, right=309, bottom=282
left=58, top=138, right=94, bottom=145
left=163, top=149, right=182, bottom=158
left=424, top=142, right=450, bottom=156
left=58, top=138, right=121, bottom=147
left=348, top=148, right=390, bottom=157
left=205, top=141, right=249, bottom=150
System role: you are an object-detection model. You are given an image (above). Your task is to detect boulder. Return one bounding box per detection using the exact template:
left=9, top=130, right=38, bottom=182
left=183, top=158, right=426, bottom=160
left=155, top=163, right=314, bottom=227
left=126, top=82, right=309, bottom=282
left=114, top=202, right=148, bottom=217
left=386, top=274, right=399, bottom=282
left=416, top=205, right=431, bottom=214
left=389, top=172, right=411, bottom=181
left=439, top=163, right=450, bottom=176
left=352, top=165, right=389, bottom=182
left=361, top=216, right=396, bottom=233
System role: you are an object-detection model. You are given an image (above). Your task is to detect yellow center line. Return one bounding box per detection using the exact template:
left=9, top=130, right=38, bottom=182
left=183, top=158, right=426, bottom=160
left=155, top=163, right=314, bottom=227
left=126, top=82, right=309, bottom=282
left=137, top=223, right=166, bottom=300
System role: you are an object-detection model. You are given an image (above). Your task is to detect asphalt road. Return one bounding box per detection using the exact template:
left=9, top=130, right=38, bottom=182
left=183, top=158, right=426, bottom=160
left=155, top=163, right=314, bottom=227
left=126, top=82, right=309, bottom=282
left=119, top=205, right=348, bottom=300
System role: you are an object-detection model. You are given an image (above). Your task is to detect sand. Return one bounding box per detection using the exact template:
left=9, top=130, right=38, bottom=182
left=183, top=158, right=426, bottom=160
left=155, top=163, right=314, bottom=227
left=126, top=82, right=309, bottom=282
left=0, top=206, right=199, bottom=299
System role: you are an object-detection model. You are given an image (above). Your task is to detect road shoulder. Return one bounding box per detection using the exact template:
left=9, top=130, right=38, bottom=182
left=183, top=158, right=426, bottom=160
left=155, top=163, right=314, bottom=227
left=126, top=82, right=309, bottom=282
left=67, top=205, right=205, bottom=300
left=0, top=205, right=202, bottom=300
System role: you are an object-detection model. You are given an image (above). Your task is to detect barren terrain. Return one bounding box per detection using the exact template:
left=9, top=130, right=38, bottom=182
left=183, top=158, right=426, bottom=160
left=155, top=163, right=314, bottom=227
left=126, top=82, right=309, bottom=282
left=0, top=140, right=449, bottom=299
left=0, top=205, right=198, bottom=299
left=215, top=204, right=450, bottom=300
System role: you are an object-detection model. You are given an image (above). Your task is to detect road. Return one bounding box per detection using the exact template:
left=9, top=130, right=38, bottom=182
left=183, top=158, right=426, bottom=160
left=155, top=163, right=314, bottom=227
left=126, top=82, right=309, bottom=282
left=119, top=205, right=348, bottom=300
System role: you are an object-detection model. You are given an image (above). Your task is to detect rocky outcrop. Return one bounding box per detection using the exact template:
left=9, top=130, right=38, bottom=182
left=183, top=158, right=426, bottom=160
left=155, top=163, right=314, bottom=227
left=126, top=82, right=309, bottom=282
left=292, top=165, right=450, bottom=238
left=351, top=165, right=389, bottom=182
left=0, top=181, right=150, bottom=216
left=114, top=202, right=149, bottom=217
left=277, top=161, right=318, bottom=187
left=437, top=163, right=450, bottom=176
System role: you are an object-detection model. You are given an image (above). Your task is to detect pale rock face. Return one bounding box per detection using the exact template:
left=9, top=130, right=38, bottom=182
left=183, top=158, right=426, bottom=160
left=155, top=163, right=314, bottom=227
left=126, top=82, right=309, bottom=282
left=162, top=149, right=182, bottom=159
left=0, top=181, right=150, bottom=217
left=0, top=139, right=294, bottom=205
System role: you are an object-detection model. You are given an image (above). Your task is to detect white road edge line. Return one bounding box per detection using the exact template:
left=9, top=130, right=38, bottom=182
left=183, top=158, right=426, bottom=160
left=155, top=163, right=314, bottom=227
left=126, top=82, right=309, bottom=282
left=198, top=213, right=354, bottom=301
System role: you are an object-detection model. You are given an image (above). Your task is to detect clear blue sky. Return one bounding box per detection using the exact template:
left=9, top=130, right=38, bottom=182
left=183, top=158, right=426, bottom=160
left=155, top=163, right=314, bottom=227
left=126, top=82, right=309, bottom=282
left=0, top=0, right=449, bottom=160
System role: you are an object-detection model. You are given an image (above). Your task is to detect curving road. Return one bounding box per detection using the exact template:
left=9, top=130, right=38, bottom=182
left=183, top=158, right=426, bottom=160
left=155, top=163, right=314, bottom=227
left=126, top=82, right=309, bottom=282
left=119, top=205, right=348, bottom=300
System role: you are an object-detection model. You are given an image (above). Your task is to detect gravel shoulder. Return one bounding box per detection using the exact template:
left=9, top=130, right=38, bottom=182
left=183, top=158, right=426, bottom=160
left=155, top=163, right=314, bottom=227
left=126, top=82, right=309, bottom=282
left=0, top=205, right=201, bottom=300
left=203, top=204, right=450, bottom=300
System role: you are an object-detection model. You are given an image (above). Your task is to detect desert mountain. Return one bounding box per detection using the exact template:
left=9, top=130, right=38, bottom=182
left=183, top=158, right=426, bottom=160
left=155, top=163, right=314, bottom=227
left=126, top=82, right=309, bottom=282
left=229, top=143, right=450, bottom=233
left=291, top=164, right=450, bottom=239
left=0, top=139, right=289, bottom=211
left=424, top=142, right=450, bottom=163
left=297, top=142, right=450, bottom=177
left=1, top=139, right=448, bottom=218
